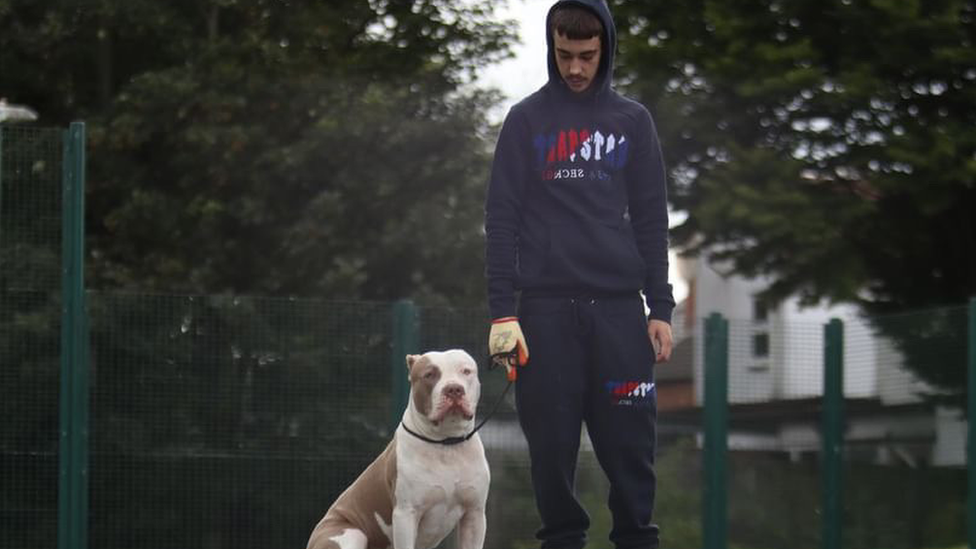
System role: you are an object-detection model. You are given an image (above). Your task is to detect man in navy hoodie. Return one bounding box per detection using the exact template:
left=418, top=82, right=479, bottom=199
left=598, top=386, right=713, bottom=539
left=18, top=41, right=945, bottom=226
left=485, top=1, right=674, bottom=548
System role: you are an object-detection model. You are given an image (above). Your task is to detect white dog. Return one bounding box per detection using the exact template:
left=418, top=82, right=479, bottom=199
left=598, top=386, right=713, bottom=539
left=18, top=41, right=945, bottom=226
left=307, top=349, right=490, bottom=549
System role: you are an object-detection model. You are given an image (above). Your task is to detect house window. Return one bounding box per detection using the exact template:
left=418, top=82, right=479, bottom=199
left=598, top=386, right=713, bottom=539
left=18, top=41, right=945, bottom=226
left=753, top=332, right=770, bottom=358
left=753, top=297, right=769, bottom=322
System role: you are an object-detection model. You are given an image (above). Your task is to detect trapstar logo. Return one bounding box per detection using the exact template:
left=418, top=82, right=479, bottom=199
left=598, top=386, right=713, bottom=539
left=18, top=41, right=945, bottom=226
left=606, top=380, right=655, bottom=406
left=533, top=128, right=630, bottom=174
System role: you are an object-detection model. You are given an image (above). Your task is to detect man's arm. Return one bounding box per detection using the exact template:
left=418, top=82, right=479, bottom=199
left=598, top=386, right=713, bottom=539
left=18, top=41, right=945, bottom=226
left=485, top=108, right=532, bottom=375
left=626, top=107, right=675, bottom=362
left=485, top=108, right=530, bottom=320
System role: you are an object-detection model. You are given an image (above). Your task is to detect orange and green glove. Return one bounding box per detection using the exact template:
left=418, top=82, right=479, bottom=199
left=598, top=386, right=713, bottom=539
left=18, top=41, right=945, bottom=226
left=488, top=317, right=529, bottom=381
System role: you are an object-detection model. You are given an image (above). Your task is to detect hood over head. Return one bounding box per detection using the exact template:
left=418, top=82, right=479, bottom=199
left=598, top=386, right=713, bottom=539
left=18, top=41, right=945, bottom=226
left=545, top=0, right=617, bottom=99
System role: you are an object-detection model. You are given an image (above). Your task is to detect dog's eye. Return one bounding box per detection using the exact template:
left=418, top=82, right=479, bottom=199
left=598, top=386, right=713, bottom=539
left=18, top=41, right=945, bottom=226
left=424, top=370, right=437, bottom=380
left=461, top=368, right=473, bottom=376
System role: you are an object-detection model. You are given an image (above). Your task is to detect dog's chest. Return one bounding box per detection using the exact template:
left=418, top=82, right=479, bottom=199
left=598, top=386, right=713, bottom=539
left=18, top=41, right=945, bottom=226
left=394, top=436, right=489, bottom=548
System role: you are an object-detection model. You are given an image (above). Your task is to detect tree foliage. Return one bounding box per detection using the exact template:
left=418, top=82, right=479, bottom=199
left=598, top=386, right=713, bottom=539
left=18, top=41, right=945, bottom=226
left=613, top=0, right=976, bottom=313
left=0, top=0, right=515, bottom=305
left=613, top=0, right=976, bottom=398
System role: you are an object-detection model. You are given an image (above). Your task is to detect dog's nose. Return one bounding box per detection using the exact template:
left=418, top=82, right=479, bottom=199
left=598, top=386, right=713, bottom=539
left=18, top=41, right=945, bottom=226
left=443, top=383, right=466, bottom=400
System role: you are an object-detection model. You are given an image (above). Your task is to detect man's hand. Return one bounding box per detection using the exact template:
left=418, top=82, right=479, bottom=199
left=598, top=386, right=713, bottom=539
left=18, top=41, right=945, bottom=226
left=488, top=317, right=529, bottom=381
left=648, top=319, right=673, bottom=363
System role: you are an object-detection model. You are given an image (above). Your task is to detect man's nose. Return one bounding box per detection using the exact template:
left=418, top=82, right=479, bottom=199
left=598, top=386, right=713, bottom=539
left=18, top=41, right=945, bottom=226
left=569, top=60, right=582, bottom=75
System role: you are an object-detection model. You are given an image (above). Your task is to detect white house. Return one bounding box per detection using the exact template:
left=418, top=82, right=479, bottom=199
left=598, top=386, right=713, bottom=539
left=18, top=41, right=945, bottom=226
left=670, top=253, right=966, bottom=466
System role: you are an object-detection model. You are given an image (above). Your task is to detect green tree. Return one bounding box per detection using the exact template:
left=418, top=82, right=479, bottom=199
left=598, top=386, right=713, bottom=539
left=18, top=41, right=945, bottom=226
left=0, top=0, right=514, bottom=305
left=613, top=0, right=976, bottom=397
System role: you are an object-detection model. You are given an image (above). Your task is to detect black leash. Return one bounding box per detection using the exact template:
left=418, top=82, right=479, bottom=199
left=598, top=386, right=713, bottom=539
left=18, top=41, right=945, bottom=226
left=400, top=352, right=516, bottom=446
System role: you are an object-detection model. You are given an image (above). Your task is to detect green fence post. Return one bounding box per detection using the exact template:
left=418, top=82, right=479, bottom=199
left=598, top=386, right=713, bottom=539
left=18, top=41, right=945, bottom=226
left=0, top=127, right=4, bottom=243
left=968, top=297, right=976, bottom=549
left=703, top=312, right=728, bottom=549
left=58, top=122, right=88, bottom=549
left=822, top=318, right=844, bottom=549
left=391, top=299, right=419, bottom=430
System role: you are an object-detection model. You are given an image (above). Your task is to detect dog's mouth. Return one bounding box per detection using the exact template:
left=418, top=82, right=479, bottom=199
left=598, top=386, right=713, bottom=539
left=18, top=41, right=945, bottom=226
left=431, top=399, right=475, bottom=424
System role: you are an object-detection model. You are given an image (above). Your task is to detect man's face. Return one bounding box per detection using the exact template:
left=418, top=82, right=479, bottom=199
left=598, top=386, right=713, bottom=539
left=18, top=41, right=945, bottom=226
left=553, top=32, right=601, bottom=94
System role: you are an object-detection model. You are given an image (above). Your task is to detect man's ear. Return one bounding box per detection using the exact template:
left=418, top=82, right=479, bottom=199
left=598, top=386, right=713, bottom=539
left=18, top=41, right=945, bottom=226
left=406, top=354, right=421, bottom=371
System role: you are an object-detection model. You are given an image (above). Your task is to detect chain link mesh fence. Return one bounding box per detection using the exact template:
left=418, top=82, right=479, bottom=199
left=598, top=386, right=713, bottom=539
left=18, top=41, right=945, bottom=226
left=6, top=293, right=970, bottom=549
left=704, top=309, right=969, bottom=549
left=840, top=306, right=968, bottom=549
left=85, top=293, right=396, bottom=549
left=0, top=126, right=64, bottom=549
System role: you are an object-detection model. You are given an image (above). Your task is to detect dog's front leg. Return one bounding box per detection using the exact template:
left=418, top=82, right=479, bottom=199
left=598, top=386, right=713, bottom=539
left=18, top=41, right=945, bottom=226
left=392, top=506, right=420, bottom=549
left=456, top=510, right=486, bottom=549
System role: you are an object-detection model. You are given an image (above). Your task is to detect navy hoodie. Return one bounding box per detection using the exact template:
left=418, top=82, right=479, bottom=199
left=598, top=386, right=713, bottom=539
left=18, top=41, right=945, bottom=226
left=485, top=0, right=675, bottom=323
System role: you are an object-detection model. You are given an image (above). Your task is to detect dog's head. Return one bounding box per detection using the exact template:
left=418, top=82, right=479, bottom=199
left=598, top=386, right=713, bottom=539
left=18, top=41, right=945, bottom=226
left=405, top=350, right=480, bottom=427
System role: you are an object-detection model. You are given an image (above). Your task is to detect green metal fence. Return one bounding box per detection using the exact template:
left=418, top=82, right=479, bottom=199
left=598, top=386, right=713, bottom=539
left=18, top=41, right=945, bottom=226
left=701, top=308, right=972, bottom=549
left=1, top=125, right=67, bottom=549
left=2, top=125, right=974, bottom=549
left=85, top=292, right=397, bottom=549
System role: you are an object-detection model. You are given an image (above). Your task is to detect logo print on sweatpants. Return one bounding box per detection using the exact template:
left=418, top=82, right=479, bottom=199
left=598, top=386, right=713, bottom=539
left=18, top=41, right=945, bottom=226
left=606, top=381, right=655, bottom=406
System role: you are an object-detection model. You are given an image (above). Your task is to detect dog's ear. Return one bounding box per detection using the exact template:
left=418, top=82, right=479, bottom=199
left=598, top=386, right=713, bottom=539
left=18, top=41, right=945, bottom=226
left=406, top=354, right=421, bottom=371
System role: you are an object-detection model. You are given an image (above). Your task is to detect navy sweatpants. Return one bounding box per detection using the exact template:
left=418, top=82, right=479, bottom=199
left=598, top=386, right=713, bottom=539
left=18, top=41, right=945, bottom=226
left=516, top=294, right=659, bottom=549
